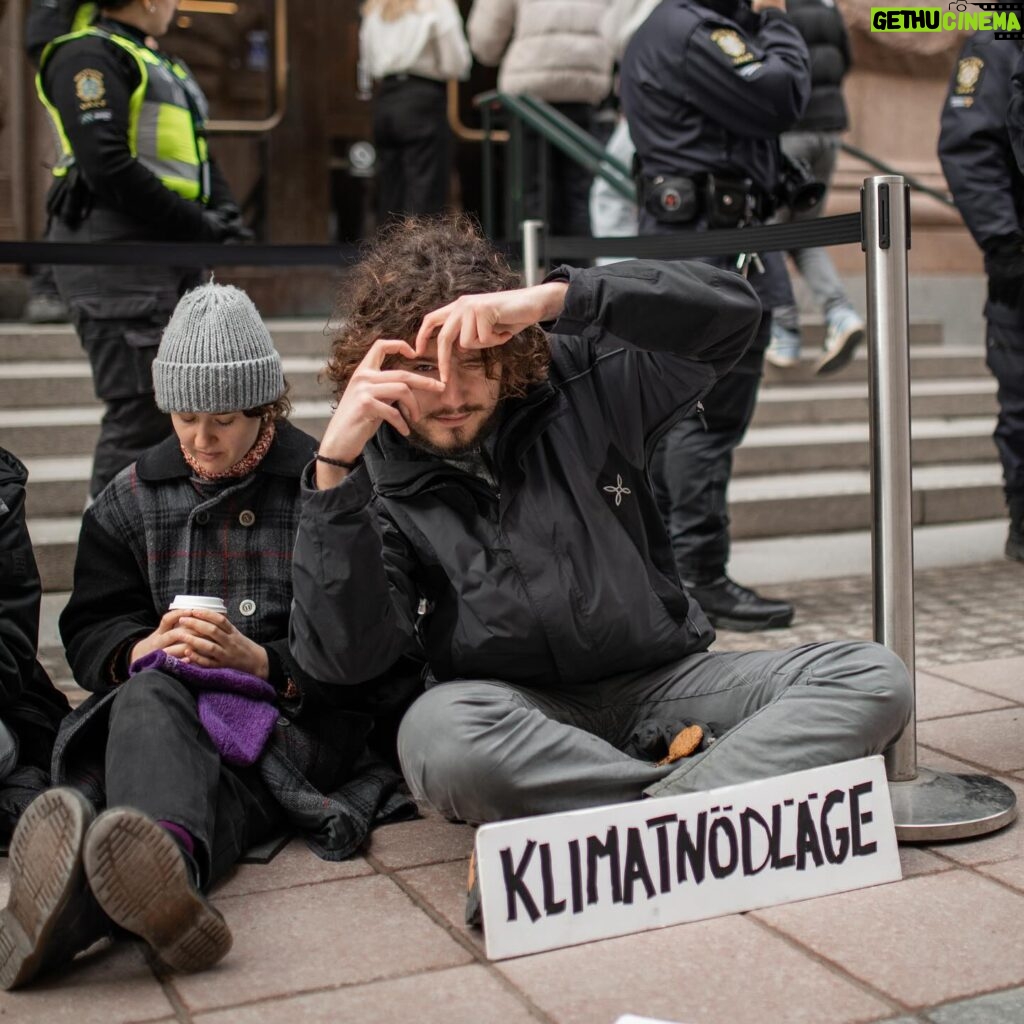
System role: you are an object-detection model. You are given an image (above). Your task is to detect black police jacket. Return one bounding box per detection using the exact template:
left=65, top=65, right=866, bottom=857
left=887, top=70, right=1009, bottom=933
left=938, top=32, right=1024, bottom=326
left=619, top=0, right=810, bottom=198
left=290, top=260, right=762, bottom=692
left=786, top=0, right=850, bottom=133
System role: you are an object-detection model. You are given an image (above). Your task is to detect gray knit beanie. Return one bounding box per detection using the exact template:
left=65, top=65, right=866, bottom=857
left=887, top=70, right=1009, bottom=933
left=152, top=283, right=284, bottom=413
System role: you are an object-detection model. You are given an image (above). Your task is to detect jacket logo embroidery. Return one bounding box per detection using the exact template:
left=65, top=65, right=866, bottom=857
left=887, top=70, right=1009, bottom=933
left=603, top=474, right=632, bottom=507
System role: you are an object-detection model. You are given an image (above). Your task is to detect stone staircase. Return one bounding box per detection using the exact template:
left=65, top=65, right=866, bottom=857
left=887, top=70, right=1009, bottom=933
left=0, top=317, right=1006, bottom=598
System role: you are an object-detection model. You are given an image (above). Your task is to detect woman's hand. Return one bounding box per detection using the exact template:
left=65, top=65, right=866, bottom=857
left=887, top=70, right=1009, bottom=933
left=414, top=281, right=568, bottom=383
left=129, top=609, right=196, bottom=666
left=173, top=609, right=270, bottom=680
left=315, top=337, right=446, bottom=489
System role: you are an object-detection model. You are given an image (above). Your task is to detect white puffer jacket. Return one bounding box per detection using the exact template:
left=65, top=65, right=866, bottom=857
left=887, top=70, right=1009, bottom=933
left=467, top=0, right=614, bottom=105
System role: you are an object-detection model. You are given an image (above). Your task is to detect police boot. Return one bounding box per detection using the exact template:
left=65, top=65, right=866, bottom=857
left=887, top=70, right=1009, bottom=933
left=687, top=574, right=794, bottom=631
left=0, top=788, right=109, bottom=990
left=1008, top=496, right=1024, bottom=562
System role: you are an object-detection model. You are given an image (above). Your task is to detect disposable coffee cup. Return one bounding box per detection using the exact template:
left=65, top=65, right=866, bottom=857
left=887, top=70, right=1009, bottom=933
left=169, top=595, right=227, bottom=614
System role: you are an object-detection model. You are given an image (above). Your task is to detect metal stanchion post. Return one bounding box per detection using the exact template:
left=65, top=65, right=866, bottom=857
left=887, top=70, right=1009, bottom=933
left=863, top=175, right=1017, bottom=841
left=522, top=219, right=544, bottom=287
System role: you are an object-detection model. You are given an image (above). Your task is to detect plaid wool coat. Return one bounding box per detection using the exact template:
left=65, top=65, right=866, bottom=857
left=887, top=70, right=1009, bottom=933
left=53, top=421, right=416, bottom=859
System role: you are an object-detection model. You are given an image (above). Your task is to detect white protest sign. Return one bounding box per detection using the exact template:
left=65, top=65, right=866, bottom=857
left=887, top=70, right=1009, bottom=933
left=476, top=755, right=900, bottom=960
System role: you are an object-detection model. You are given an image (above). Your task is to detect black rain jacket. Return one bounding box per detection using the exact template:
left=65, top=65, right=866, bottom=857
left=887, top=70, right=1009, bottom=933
left=290, top=260, right=761, bottom=692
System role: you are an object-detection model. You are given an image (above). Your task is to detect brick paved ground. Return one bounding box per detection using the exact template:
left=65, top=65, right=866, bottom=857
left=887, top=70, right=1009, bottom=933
left=4, top=562, right=1022, bottom=1023
left=713, top=559, right=1024, bottom=665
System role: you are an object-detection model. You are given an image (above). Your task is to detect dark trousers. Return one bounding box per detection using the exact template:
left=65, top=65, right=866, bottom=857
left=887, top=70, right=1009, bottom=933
left=986, top=320, right=1024, bottom=500
left=521, top=101, right=595, bottom=238
left=642, top=209, right=785, bottom=579
left=50, top=210, right=198, bottom=497
left=652, top=310, right=771, bottom=580
left=105, top=670, right=282, bottom=888
left=374, top=76, right=451, bottom=220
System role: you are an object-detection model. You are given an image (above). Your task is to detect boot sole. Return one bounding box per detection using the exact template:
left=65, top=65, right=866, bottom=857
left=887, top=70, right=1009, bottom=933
left=0, top=788, right=93, bottom=990
left=84, top=810, right=232, bottom=974
left=707, top=609, right=795, bottom=632
left=815, top=325, right=865, bottom=376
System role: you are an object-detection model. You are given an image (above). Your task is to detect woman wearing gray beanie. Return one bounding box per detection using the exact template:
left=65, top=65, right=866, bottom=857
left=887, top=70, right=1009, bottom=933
left=0, top=283, right=415, bottom=989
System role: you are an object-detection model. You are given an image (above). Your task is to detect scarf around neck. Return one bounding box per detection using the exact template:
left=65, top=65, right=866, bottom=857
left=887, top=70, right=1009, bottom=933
left=181, top=419, right=276, bottom=481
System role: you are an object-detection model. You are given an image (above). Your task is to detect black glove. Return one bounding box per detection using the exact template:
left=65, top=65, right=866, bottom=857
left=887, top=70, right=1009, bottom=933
left=984, top=233, right=1024, bottom=307
left=199, top=206, right=255, bottom=243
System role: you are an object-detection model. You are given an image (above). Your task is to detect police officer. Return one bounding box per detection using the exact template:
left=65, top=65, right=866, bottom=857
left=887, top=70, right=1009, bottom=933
left=939, top=33, right=1024, bottom=563
left=36, top=0, right=250, bottom=500
left=619, top=0, right=810, bottom=629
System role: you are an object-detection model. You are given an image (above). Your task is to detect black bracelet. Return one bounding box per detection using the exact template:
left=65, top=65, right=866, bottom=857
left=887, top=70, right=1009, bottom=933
left=314, top=452, right=360, bottom=470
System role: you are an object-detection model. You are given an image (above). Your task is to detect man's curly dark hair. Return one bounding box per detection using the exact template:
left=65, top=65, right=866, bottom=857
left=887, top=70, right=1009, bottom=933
left=324, top=214, right=551, bottom=400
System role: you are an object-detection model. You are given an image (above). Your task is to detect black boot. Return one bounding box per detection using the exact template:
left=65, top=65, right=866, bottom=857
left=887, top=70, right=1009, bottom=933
left=1008, top=496, right=1024, bottom=562
left=0, top=788, right=109, bottom=990
left=83, top=808, right=232, bottom=974
left=687, top=575, right=794, bottom=631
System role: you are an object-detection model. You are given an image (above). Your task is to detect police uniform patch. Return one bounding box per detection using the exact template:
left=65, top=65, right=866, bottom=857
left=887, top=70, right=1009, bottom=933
left=955, top=57, right=984, bottom=96
left=74, top=68, right=106, bottom=110
left=710, top=28, right=755, bottom=66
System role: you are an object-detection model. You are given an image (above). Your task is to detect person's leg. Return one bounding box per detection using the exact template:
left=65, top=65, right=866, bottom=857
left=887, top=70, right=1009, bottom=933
left=639, top=641, right=913, bottom=797
left=398, top=679, right=673, bottom=823
left=399, top=79, right=451, bottom=215
left=53, top=271, right=174, bottom=496
left=87, top=670, right=280, bottom=972
left=104, top=669, right=280, bottom=886
left=372, top=82, right=405, bottom=222
left=653, top=310, right=793, bottom=629
left=551, top=102, right=596, bottom=239
left=91, top=392, right=172, bottom=498
left=0, top=787, right=106, bottom=990
left=986, top=320, right=1024, bottom=559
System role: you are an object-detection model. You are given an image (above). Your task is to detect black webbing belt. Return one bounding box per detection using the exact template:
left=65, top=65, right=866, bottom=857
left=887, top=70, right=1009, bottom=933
left=0, top=213, right=865, bottom=268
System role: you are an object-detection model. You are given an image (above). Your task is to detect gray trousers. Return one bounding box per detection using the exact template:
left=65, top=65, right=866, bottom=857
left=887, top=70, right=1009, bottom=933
left=398, top=641, right=912, bottom=824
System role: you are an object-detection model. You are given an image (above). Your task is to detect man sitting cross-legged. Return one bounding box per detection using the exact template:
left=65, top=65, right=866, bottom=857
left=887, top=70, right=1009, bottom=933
left=290, top=216, right=912, bottom=857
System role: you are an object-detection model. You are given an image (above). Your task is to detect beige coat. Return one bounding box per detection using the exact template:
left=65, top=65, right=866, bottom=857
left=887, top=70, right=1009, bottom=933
left=467, top=0, right=614, bottom=105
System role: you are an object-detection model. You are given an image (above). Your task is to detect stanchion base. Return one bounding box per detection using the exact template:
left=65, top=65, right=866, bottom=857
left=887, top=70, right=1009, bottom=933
left=890, top=768, right=1017, bottom=843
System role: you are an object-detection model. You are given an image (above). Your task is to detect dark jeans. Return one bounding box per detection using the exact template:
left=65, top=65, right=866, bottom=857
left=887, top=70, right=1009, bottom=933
left=374, top=75, right=451, bottom=220
left=105, top=670, right=283, bottom=888
left=521, top=101, right=595, bottom=239
left=986, top=319, right=1024, bottom=500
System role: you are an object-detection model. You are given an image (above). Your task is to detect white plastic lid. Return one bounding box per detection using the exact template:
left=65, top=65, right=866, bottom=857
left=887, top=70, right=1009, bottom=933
left=169, top=594, right=228, bottom=613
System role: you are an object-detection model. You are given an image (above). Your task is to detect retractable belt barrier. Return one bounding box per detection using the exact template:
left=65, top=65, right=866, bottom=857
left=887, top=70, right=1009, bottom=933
left=0, top=212, right=862, bottom=269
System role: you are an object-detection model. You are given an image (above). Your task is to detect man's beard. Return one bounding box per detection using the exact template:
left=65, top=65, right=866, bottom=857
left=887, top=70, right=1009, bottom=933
left=407, top=404, right=502, bottom=457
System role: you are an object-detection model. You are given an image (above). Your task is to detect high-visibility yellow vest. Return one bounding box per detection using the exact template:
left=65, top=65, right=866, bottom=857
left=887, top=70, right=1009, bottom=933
left=36, top=25, right=210, bottom=204
left=72, top=4, right=98, bottom=32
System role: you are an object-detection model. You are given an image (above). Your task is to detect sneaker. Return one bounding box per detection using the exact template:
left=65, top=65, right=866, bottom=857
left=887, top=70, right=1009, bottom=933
left=687, top=575, right=794, bottom=631
left=817, top=307, right=865, bottom=376
left=765, top=323, right=802, bottom=368
left=22, top=293, right=69, bottom=324
left=0, top=788, right=101, bottom=990
left=83, top=808, right=232, bottom=974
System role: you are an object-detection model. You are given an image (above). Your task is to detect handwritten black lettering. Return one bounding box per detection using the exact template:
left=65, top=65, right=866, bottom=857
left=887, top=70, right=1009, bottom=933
left=500, top=841, right=540, bottom=922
